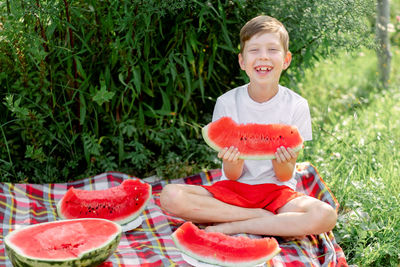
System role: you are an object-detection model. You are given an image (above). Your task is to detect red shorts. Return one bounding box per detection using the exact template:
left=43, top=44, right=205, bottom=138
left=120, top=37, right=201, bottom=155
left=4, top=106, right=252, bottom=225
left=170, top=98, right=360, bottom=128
left=201, top=180, right=304, bottom=214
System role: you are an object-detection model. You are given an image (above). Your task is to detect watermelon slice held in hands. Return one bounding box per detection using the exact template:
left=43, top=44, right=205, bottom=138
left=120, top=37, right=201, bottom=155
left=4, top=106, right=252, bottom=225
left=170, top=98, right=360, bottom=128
left=5, top=218, right=121, bottom=267
left=202, top=116, right=303, bottom=160
left=57, top=178, right=151, bottom=229
left=172, top=222, right=281, bottom=267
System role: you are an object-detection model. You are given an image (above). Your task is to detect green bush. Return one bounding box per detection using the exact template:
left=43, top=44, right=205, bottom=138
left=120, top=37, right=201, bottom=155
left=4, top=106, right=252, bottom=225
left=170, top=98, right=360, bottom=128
left=0, top=0, right=374, bottom=182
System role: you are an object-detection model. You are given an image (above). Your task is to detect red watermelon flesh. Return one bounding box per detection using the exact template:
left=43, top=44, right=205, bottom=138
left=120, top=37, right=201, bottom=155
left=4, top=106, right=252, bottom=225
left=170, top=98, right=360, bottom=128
left=57, top=179, right=151, bottom=225
left=172, top=222, right=281, bottom=266
left=202, top=116, right=303, bottom=160
left=5, top=218, right=121, bottom=266
left=8, top=219, right=119, bottom=259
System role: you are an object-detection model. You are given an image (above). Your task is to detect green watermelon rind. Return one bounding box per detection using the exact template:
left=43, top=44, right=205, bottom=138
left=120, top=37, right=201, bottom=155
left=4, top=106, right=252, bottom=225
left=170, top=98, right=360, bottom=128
left=4, top=218, right=121, bottom=267
left=171, top=226, right=281, bottom=267
left=202, top=124, right=303, bottom=160
left=56, top=178, right=152, bottom=226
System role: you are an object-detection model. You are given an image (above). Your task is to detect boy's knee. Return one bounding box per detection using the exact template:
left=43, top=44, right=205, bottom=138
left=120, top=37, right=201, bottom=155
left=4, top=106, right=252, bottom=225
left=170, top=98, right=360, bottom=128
left=309, top=204, right=337, bottom=234
left=160, top=184, right=186, bottom=214
left=326, top=206, right=338, bottom=229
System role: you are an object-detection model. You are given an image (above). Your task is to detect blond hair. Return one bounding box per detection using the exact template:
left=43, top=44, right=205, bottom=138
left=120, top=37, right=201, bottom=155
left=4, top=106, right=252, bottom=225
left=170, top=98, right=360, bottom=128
left=240, top=15, right=289, bottom=53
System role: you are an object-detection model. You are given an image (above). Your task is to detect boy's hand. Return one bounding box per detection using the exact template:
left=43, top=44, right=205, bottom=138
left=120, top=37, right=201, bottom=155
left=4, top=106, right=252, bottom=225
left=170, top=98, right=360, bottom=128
left=272, top=146, right=298, bottom=182
left=218, top=146, right=243, bottom=164
left=274, top=146, right=297, bottom=163
left=219, top=146, right=244, bottom=181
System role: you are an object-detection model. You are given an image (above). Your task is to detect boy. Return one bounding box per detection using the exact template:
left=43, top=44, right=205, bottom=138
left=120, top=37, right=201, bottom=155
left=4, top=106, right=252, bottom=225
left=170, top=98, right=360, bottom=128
left=160, top=15, right=337, bottom=237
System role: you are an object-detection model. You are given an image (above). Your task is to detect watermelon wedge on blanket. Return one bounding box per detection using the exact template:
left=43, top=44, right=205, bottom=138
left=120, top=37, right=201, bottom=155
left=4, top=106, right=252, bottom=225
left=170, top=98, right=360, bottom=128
left=4, top=218, right=121, bottom=267
left=57, top=179, right=151, bottom=225
left=172, top=222, right=281, bottom=266
left=202, top=116, right=303, bottom=160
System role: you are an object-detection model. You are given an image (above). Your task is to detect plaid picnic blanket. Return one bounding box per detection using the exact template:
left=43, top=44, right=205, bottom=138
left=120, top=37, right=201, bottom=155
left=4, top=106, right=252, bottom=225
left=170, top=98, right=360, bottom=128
left=0, top=162, right=348, bottom=267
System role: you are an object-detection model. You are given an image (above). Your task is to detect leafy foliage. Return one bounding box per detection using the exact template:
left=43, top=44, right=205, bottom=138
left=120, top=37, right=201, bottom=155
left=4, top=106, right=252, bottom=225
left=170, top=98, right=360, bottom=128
left=0, top=0, right=374, bottom=182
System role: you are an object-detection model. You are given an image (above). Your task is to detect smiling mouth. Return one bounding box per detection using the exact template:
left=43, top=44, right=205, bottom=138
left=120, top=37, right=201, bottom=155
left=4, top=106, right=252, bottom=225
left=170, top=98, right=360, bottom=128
left=255, top=66, right=272, bottom=72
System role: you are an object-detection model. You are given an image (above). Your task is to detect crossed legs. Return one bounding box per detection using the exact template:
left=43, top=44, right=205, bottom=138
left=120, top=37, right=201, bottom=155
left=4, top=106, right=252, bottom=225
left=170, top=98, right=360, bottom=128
left=160, top=183, right=337, bottom=236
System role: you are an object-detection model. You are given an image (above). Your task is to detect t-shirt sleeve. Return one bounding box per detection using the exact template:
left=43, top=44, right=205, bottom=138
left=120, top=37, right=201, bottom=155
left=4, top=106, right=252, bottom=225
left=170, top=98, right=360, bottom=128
left=293, top=100, right=312, bottom=141
left=211, top=97, right=228, bottom=122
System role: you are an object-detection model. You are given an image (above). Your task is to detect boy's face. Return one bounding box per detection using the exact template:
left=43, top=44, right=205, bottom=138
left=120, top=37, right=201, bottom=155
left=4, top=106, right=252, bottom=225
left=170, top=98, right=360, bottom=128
left=239, top=32, right=291, bottom=88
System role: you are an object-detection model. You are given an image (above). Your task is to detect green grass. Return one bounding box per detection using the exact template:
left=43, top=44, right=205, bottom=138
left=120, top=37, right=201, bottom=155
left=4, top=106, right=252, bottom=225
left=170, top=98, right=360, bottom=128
left=296, top=47, right=400, bottom=266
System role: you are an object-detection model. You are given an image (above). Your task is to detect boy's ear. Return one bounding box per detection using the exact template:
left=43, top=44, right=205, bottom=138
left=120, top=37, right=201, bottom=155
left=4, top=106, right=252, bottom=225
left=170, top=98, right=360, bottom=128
left=283, top=51, right=292, bottom=70
left=238, top=53, right=246, bottom=70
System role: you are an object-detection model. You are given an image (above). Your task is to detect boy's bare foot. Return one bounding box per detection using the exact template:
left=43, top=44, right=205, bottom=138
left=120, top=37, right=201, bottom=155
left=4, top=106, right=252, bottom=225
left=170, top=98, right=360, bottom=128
left=204, top=209, right=274, bottom=235
left=204, top=222, right=235, bottom=234
left=205, top=223, right=307, bottom=241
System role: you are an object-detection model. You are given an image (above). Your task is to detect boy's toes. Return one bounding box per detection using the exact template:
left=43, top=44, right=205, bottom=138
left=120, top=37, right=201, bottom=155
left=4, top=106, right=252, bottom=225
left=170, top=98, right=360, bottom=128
left=204, top=222, right=234, bottom=234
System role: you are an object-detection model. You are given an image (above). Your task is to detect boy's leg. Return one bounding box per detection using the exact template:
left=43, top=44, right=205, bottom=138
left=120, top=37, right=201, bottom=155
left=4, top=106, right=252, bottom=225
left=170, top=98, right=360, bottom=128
left=160, top=184, right=267, bottom=223
left=205, top=196, right=337, bottom=236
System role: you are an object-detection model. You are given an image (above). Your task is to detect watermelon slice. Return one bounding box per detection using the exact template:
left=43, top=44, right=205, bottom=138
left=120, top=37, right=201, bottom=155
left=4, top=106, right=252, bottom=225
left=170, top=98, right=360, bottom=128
left=57, top=178, right=151, bottom=226
left=5, top=218, right=121, bottom=267
left=172, top=222, right=281, bottom=267
left=202, top=116, right=303, bottom=160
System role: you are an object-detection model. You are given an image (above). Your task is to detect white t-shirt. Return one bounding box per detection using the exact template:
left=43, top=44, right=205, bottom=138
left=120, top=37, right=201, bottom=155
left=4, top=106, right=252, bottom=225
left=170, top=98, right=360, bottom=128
left=212, top=84, right=312, bottom=190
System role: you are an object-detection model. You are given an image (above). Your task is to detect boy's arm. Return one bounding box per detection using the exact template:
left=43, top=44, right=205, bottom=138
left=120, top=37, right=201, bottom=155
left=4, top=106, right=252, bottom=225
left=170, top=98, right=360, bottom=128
left=272, top=147, right=298, bottom=182
left=218, top=146, right=244, bottom=181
